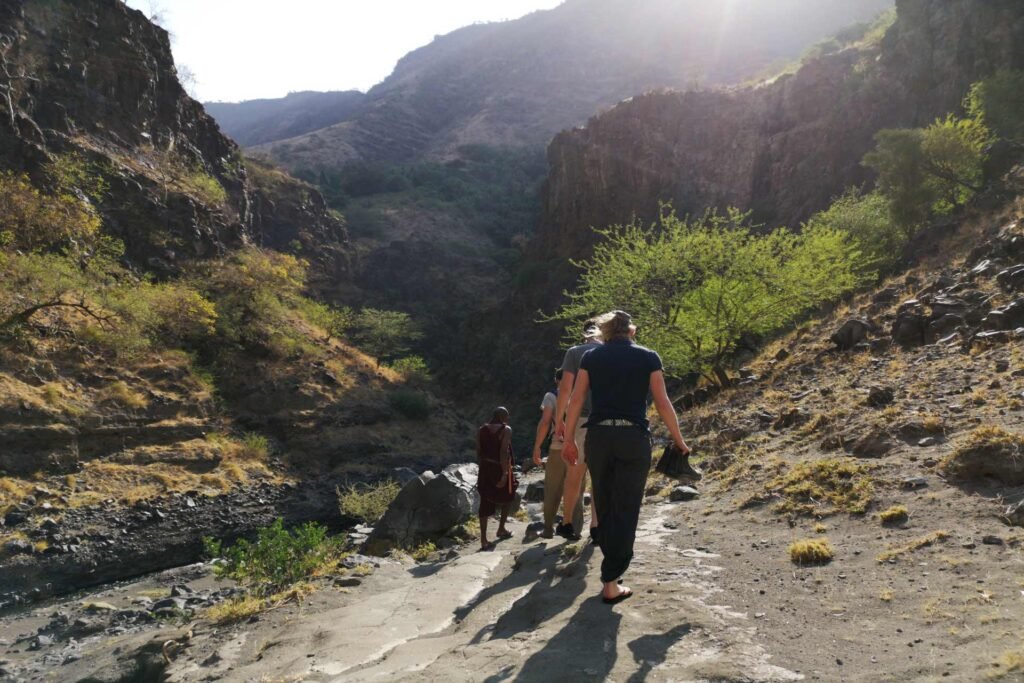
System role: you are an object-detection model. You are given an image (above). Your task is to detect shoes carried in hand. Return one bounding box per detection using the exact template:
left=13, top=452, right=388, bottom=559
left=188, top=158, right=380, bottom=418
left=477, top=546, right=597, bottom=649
left=679, top=461, right=703, bottom=481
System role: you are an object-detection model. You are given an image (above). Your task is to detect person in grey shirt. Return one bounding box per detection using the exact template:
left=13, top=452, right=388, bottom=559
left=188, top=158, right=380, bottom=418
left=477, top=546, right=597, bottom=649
left=553, top=319, right=602, bottom=540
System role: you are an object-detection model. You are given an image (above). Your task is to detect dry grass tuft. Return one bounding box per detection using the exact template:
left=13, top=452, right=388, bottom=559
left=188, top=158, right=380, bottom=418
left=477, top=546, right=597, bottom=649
left=766, top=458, right=874, bottom=516
left=788, top=538, right=834, bottom=565
left=877, top=531, right=950, bottom=562
left=879, top=505, right=909, bottom=525
left=988, top=648, right=1024, bottom=680
left=97, top=380, right=148, bottom=409
left=879, top=589, right=894, bottom=602
left=337, top=480, right=401, bottom=524
left=943, top=425, right=1024, bottom=484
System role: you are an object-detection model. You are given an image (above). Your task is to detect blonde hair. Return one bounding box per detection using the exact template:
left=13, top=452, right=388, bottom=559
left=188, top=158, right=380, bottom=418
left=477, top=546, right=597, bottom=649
left=596, top=310, right=633, bottom=341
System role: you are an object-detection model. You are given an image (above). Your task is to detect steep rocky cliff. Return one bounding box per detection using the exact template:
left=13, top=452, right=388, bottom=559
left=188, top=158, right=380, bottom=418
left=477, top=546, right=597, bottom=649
left=254, top=0, right=893, bottom=170
left=532, top=0, right=1024, bottom=308
left=0, top=0, right=350, bottom=278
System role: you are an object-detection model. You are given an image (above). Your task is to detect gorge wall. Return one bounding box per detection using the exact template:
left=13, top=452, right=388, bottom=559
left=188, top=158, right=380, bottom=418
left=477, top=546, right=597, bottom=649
left=531, top=0, right=1024, bottom=308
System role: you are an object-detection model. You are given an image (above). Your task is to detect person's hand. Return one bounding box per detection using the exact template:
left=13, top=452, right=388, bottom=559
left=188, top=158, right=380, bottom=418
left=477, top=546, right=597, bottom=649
left=532, top=447, right=542, bottom=467
left=676, top=441, right=691, bottom=456
left=562, top=439, right=579, bottom=466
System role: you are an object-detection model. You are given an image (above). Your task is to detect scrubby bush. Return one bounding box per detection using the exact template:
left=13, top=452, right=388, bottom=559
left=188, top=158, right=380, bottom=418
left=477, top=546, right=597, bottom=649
left=554, top=208, right=869, bottom=384
left=204, top=519, right=339, bottom=596
left=788, top=538, right=834, bottom=565
left=0, top=170, right=101, bottom=253
left=338, top=480, right=401, bottom=524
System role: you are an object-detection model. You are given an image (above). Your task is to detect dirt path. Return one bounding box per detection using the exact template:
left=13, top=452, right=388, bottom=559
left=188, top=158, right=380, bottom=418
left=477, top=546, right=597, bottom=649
left=171, top=495, right=799, bottom=682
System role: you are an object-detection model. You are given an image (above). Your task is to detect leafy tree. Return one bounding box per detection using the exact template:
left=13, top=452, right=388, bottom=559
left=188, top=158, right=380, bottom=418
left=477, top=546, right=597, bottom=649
left=965, top=70, right=1024, bottom=143
left=863, top=115, right=988, bottom=230
left=805, top=189, right=903, bottom=273
left=350, top=308, right=422, bottom=365
left=554, top=209, right=870, bottom=385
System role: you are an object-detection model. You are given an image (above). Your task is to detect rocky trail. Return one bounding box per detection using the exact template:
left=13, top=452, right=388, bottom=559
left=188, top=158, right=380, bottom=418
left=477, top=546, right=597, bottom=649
left=151, top=474, right=802, bottom=683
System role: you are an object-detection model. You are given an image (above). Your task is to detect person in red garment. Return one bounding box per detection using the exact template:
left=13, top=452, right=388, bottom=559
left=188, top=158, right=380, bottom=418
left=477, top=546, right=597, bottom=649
left=562, top=311, right=692, bottom=604
left=476, top=407, right=518, bottom=551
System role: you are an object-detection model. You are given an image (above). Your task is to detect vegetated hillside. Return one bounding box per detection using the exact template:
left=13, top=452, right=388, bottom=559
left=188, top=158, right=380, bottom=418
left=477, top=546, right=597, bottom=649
left=253, top=0, right=892, bottom=167
left=657, top=170, right=1024, bottom=679
left=531, top=0, right=1024, bottom=309
left=450, top=0, right=1024, bottom=430
left=0, top=0, right=469, bottom=606
left=205, top=90, right=366, bottom=147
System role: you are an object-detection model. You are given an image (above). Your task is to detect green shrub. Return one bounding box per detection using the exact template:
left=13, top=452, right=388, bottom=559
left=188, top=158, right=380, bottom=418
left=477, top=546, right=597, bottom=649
left=238, top=433, right=271, bottom=460
left=350, top=309, right=422, bottom=365
left=203, top=519, right=339, bottom=595
left=966, top=70, right=1024, bottom=143
left=389, top=388, right=431, bottom=420
left=806, top=189, right=903, bottom=273
left=553, top=207, right=869, bottom=384
left=337, top=480, right=401, bottom=524
left=387, top=355, right=433, bottom=384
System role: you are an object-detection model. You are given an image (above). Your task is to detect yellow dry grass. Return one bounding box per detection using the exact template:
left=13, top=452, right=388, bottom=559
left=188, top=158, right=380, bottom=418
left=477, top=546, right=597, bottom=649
left=788, top=538, right=834, bottom=565
left=97, top=380, right=148, bottom=409
left=879, top=505, right=909, bottom=525
left=877, top=531, right=950, bottom=562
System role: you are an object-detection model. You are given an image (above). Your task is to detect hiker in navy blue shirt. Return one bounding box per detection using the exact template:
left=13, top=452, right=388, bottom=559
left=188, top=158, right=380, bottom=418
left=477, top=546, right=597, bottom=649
left=562, top=310, right=693, bottom=604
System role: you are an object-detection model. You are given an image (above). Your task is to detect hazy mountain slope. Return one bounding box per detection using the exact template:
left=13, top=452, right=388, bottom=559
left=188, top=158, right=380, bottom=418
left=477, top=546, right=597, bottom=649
left=253, top=0, right=893, bottom=170
left=205, top=90, right=366, bottom=147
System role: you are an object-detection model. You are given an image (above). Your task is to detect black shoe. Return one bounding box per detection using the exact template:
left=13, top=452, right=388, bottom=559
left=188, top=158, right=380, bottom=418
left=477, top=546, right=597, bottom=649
left=558, top=523, right=582, bottom=541
left=679, top=460, right=703, bottom=481
left=589, top=526, right=601, bottom=545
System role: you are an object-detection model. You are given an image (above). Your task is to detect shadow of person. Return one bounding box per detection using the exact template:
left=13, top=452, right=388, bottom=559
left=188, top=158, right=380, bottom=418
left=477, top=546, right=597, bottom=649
left=624, top=624, right=692, bottom=683
left=453, top=544, right=559, bottom=625
left=476, top=544, right=596, bottom=645
left=512, top=593, right=621, bottom=683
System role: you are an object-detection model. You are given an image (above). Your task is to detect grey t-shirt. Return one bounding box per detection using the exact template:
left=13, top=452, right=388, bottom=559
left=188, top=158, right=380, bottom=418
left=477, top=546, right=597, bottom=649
left=560, top=341, right=600, bottom=416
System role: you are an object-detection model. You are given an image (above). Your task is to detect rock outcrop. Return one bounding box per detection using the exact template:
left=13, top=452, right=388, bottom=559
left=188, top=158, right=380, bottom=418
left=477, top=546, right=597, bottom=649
left=530, top=0, right=1024, bottom=305
left=253, top=0, right=892, bottom=169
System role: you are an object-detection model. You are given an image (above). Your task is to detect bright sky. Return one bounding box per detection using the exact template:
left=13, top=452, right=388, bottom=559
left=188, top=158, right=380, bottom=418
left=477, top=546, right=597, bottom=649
left=125, top=0, right=564, bottom=103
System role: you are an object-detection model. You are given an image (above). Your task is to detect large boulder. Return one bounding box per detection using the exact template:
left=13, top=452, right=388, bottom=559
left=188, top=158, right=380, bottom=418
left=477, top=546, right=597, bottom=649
left=830, top=318, right=872, bottom=350
left=891, top=305, right=928, bottom=348
left=982, top=300, right=1024, bottom=331
left=371, top=464, right=480, bottom=546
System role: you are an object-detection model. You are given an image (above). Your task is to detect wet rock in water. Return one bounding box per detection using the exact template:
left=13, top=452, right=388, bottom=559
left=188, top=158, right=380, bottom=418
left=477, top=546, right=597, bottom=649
left=524, top=481, right=545, bottom=503
left=669, top=486, right=699, bottom=502
left=370, top=464, right=480, bottom=546
left=830, top=319, right=872, bottom=350
left=866, top=386, right=895, bottom=407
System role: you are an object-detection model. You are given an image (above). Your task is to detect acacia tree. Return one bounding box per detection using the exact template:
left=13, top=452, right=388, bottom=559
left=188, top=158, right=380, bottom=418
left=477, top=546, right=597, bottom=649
left=553, top=208, right=870, bottom=385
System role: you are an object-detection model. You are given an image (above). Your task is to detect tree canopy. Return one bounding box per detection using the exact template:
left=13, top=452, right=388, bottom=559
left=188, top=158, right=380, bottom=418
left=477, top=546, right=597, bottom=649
left=553, top=208, right=870, bottom=385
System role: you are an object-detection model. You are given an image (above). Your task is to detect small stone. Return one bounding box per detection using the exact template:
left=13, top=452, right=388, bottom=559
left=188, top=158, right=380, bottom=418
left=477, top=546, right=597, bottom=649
left=917, top=437, right=938, bottom=448
left=901, top=477, right=929, bottom=490
left=669, top=486, right=699, bottom=502
left=82, top=601, right=117, bottom=613
left=334, top=577, right=362, bottom=588
left=866, top=386, right=895, bottom=407
left=961, top=540, right=976, bottom=549
left=981, top=535, right=1004, bottom=546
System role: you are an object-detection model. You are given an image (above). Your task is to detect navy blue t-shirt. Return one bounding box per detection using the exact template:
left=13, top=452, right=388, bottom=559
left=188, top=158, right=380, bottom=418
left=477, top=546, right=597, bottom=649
left=579, top=338, right=663, bottom=429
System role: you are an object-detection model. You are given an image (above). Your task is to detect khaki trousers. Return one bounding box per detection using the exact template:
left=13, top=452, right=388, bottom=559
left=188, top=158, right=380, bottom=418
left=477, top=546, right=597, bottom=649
left=542, top=442, right=586, bottom=532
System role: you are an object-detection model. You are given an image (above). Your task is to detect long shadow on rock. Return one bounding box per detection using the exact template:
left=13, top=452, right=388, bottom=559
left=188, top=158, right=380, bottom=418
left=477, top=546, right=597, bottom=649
left=469, top=544, right=595, bottom=645
left=624, top=624, right=693, bottom=683
left=512, top=593, right=621, bottom=683
left=453, top=543, right=561, bottom=625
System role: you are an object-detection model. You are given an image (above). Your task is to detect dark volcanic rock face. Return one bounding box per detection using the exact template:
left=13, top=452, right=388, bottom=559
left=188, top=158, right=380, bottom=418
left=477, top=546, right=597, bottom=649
left=532, top=0, right=1024, bottom=304
left=0, top=0, right=350, bottom=275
